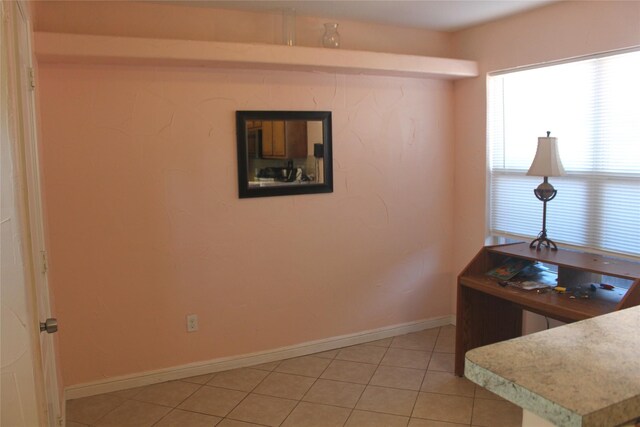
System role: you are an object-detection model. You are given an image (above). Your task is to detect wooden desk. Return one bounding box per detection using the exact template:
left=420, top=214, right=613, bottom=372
left=454, top=242, right=640, bottom=376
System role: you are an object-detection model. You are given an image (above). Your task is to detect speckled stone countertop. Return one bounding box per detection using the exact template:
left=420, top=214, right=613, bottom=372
left=465, top=306, right=640, bottom=427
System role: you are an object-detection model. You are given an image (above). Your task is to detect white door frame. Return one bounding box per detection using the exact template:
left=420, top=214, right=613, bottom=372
left=5, top=1, right=63, bottom=425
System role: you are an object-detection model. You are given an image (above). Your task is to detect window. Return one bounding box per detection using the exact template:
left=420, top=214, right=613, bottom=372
left=488, top=49, right=640, bottom=257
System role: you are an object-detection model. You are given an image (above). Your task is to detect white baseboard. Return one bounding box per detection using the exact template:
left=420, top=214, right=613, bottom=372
left=65, top=314, right=455, bottom=400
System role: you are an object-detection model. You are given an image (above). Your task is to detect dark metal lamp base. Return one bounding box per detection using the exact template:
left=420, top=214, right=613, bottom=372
left=530, top=235, right=558, bottom=251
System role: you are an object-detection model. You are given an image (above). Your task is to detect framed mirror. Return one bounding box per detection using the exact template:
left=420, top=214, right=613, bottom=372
left=236, top=111, right=333, bottom=198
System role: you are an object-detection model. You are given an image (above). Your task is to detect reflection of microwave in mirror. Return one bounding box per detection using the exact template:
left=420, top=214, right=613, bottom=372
left=247, top=128, right=261, bottom=159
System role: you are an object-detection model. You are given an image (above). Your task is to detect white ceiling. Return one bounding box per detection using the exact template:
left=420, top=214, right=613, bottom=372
left=174, top=0, right=558, bottom=32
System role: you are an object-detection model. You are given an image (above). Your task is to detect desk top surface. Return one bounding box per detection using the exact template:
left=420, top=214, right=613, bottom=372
left=487, top=243, right=640, bottom=280
left=465, top=305, right=640, bottom=427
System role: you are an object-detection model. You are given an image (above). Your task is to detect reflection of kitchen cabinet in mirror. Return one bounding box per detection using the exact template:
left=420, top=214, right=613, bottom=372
left=236, top=111, right=333, bottom=198
left=261, top=120, right=307, bottom=158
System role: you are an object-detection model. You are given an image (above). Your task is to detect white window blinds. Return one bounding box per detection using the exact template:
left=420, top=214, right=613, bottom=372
left=488, top=49, right=640, bottom=257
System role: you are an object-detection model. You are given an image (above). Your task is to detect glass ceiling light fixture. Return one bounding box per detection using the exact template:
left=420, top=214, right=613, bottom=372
left=526, top=132, right=566, bottom=251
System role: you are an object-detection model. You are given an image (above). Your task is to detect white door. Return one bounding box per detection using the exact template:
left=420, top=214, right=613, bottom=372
left=1, top=3, right=43, bottom=425
left=14, top=3, right=62, bottom=425
left=1, top=1, right=62, bottom=425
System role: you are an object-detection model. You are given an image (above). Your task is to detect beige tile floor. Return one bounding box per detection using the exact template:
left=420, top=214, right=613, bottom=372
left=66, top=325, right=522, bottom=427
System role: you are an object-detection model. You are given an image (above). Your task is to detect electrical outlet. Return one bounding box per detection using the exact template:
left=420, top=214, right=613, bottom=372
left=186, top=314, right=198, bottom=332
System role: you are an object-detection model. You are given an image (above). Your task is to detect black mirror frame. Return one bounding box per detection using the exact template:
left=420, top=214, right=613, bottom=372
left=236, top=111, right=333, bottom=199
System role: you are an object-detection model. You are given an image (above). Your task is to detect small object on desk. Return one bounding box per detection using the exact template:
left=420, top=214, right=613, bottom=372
left=590, top=283, right=597, bottom=292
left=572, top=284, right=590, bottom=299
left=486, top=258, right=534, bottom=280
left=600, top=283, right=615, bottom=290
left=511, top=281, right=551, bottom=291
left=554, top=286, right=566, bottom=293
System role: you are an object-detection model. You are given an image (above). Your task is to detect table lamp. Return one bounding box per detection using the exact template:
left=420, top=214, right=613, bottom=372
left=527, top=132, right=566, bottom=251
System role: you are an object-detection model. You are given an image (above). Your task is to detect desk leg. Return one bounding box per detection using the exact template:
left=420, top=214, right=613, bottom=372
left=455, top=285, right=522, bottom=376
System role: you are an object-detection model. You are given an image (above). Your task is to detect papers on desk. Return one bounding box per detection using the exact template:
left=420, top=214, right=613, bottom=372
left=486, top=258, right=534, bottom=280
left=516, top=264, right=558, bottom=286
left=487, top=260, right=558, bottom=290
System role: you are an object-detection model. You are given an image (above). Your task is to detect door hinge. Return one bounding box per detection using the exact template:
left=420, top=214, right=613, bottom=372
left=41, top=250, right=48, bottom=274
left=28, top=67, right=35, bottom=90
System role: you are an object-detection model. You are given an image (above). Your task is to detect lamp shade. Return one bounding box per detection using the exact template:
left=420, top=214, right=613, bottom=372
left=526, top=135, right=566, bottom=177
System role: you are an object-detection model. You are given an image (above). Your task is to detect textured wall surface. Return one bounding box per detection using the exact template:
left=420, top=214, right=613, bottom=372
left=33, top=1, right=452, bottom=57
left=38, top=63, right=455, bottom=386
left=34, top=0, right=640, bottom=387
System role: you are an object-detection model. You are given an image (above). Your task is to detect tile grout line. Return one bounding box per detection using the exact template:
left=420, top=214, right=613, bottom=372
left=404, top=329, right=439, bottom=426
left=277, top=351, right=341, bottom=426
left=341, top=339, right=392, bottom=426
left=148, top=379, right=208, bottom=426
left=416, top=326, right=477, bottom=426
left=409, top=327, right=456, bottom=426
left=346, top=336, right=415, bottom=426
left=409, top=327, right=441, bottom=424
left=219, top=360, right=284, bottom=425
left=79, top=391, right=134, bottom=426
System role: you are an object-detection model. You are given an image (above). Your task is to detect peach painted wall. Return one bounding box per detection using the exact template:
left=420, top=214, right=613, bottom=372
left=34, top=1, right=452, bottom=57
left=450, top=1, right=640, bottom=313
left=37, top=62, right=455, bottom=385
left=34, top=1, right=457, bottom=388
